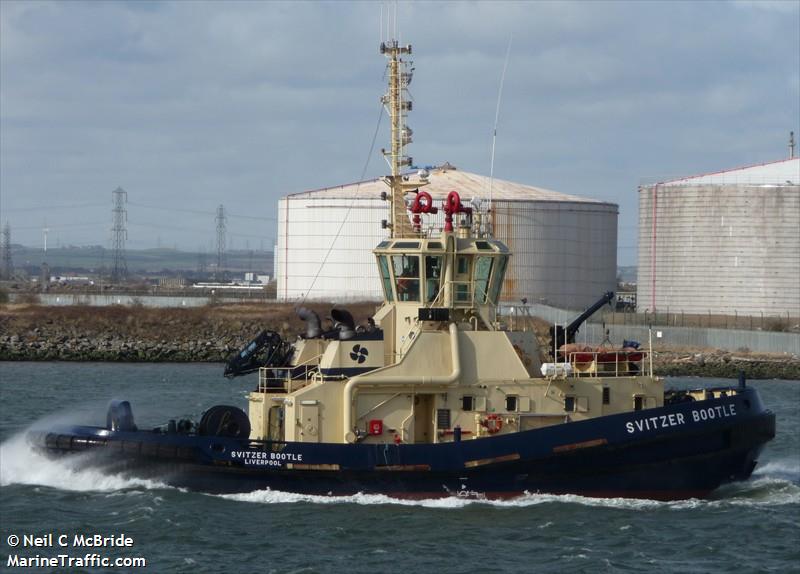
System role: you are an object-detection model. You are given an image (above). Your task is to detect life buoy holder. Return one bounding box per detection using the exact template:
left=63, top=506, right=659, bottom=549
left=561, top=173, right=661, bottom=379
left=481, top=414, right=503, bottom=434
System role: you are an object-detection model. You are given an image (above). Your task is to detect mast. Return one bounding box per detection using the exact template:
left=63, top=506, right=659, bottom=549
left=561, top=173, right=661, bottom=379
left=380, top=40, right=422, bottom=238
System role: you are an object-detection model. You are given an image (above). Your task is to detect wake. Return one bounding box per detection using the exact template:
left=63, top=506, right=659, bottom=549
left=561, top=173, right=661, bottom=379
left=219, top=457, right=799, bottom=510
left=0, top=432, right=169, bottom=493
left=4, top=426, right=795, bottom=509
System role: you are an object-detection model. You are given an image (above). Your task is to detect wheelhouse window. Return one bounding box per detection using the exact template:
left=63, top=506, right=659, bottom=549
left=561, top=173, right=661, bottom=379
left=487, top=255, right=508, bottom=304
left=473, top=256, right=494, bottom=303
left=455, top=256, right=471, bottom=304
left=425, top=256, right=442, bottom=303
left=392, top=254, right=420, bottom=302
left=377, top=255, right=394, bottom=302
left=461, top=396, right=475, bottom=411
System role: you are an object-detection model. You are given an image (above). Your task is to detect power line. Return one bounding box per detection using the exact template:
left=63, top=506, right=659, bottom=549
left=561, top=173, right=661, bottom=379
left=4, top=202, right=107, bottom=212
left=13, top=221, right=106, bottom=231
left=301, top=101, right=385, bottom=303
left=127, top=201, right=277, bottom=222
left=127, top=221, right=274, bottom=243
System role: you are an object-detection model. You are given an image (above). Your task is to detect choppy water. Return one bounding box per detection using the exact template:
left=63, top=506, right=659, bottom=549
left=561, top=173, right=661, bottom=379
left=1, top=363, right=798, bottom=573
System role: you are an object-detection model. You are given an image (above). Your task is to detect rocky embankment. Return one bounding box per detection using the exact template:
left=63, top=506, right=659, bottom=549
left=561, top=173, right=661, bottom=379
left=650, top=349, right=799, bottom=380
left=1, top=304, right=798, bottom=379
left=0, top=303, right=377, bottom=363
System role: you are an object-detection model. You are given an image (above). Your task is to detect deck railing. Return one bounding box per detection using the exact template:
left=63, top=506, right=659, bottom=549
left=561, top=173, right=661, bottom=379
left=565, top=349, right=651, bottom=378
left=257, top=353, right=324, bottom=393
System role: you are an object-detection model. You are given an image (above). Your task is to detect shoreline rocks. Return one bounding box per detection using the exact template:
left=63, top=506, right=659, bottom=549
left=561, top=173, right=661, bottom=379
left=1, top=304, right=798, bottom=379
left=2, top=335, right=798, bottom=380
left=652, top=351, right=800, bottom=380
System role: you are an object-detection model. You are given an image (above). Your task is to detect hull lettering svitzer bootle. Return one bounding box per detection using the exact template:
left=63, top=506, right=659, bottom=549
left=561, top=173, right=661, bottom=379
left=29, top=39, right=775, bottom=501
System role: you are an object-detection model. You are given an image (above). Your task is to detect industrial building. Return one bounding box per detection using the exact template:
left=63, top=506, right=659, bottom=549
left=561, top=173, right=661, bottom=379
left=276, top=165, right=618, bottom=309
left=637, top=157, right=800, bottom=316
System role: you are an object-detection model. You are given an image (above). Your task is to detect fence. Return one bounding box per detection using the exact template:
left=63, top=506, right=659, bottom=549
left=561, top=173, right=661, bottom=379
left=9, top=293, right=278, bottom=308
left=500, top=303, right=800, bottom=354
left=599, top=309, right=798, bottom=332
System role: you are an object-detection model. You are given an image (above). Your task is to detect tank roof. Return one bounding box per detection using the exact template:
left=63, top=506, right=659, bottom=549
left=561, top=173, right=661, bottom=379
left=287, top=165, right=612, bottom=205
left=654, top=157, right=800, bottom=187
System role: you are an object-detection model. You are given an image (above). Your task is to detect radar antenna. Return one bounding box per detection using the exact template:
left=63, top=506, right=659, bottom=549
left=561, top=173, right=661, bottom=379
left=380, top=40, right=425, bottom=237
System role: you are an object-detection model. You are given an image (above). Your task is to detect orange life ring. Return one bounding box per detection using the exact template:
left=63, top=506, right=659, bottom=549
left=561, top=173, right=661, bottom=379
left=481, top=414, right=503, bottom=434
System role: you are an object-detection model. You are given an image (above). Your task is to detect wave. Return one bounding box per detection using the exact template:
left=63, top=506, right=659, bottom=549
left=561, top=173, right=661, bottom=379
left=0, top=432, right=169, bottom=493
left=219, top=489, right=479, bottom=508
left=219, top=489, right=673, bottom=510
left=220, top=458, right=800, bottom=510
left=751, top=459, right=800, bottom=483
left=219, top=481, right=799, bottom=511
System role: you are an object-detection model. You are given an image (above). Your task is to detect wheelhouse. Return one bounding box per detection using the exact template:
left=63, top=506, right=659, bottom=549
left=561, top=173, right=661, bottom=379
left=374, top=237, right=510, bottom=308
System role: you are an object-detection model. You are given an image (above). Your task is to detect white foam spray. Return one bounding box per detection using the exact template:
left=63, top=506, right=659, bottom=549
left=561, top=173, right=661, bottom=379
left=4, top=420, right=795, bottom=509
left=218, top=457, right=800, bottom=509
left=0, top=432, right=169, bottom=493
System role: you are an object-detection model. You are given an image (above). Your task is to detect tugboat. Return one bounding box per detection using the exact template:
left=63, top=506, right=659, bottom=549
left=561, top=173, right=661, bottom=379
left=30, top=40, right=775, bottom=500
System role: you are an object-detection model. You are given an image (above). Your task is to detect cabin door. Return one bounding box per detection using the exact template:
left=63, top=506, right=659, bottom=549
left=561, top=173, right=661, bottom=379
left=268, top=406, right=284, bottom=442
left=413, top=394, right=434, bottom=444
left=299, top=404, right=319, bottom=443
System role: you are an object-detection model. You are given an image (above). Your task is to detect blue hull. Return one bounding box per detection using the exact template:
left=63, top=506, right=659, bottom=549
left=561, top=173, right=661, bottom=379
left=29, top=387, right=775, bottom=500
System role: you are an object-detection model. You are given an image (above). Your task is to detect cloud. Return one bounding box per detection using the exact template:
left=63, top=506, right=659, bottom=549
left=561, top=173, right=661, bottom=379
left=1, top=1, right=798, bottom=263
left=733, top=0, right=800, bottom=14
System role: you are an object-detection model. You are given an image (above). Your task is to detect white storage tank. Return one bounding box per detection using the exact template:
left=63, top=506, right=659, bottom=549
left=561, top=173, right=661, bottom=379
left=277, top=164, right=618, bottom=309
left=637, top=157, right=800, bottom=316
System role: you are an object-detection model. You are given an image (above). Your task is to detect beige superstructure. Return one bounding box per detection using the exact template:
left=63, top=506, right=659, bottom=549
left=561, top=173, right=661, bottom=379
left=249, top=39, right=659, bottom=447
left=249, top=232, right=661, bottom=445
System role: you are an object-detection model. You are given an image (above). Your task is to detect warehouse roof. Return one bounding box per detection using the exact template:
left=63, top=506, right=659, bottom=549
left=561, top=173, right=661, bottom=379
left=656, top=157, right=800, bottom=186
left=288, top=164, right=612, bottom=204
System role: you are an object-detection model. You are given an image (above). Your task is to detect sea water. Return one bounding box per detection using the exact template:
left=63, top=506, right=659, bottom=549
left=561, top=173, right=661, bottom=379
left=1, top=363, right=798, bottom=573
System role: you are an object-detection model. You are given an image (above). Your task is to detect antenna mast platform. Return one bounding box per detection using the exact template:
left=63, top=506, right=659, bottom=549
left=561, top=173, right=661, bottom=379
left=380, top=40, right=426, bottom=238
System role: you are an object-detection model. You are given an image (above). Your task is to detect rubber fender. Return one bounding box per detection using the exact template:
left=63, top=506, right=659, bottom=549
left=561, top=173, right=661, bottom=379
left=198, top=405, right=251, bottom=439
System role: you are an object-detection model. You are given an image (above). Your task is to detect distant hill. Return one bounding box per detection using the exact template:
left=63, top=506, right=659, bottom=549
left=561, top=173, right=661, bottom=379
left=7, top=245, right=273, bottom=277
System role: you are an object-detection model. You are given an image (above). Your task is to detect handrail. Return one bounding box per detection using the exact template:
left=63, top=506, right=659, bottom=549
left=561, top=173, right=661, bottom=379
left=257, top=351, right=326, bottom=392
left=565, top=349, right=651, bottom=378
left=357, top=392, right=402, bottom=421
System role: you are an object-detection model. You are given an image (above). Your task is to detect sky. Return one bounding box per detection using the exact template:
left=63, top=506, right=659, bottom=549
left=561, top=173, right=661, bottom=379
left=1, top=0, right=798, bottom=265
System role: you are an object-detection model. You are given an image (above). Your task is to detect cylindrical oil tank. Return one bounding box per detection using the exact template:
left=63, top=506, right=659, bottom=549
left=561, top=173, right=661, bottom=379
left=637, top=158, right=800, bottom=316
left=277, top=166, right=618, bottom=309
left=277, top=195, right=388, bottom=301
